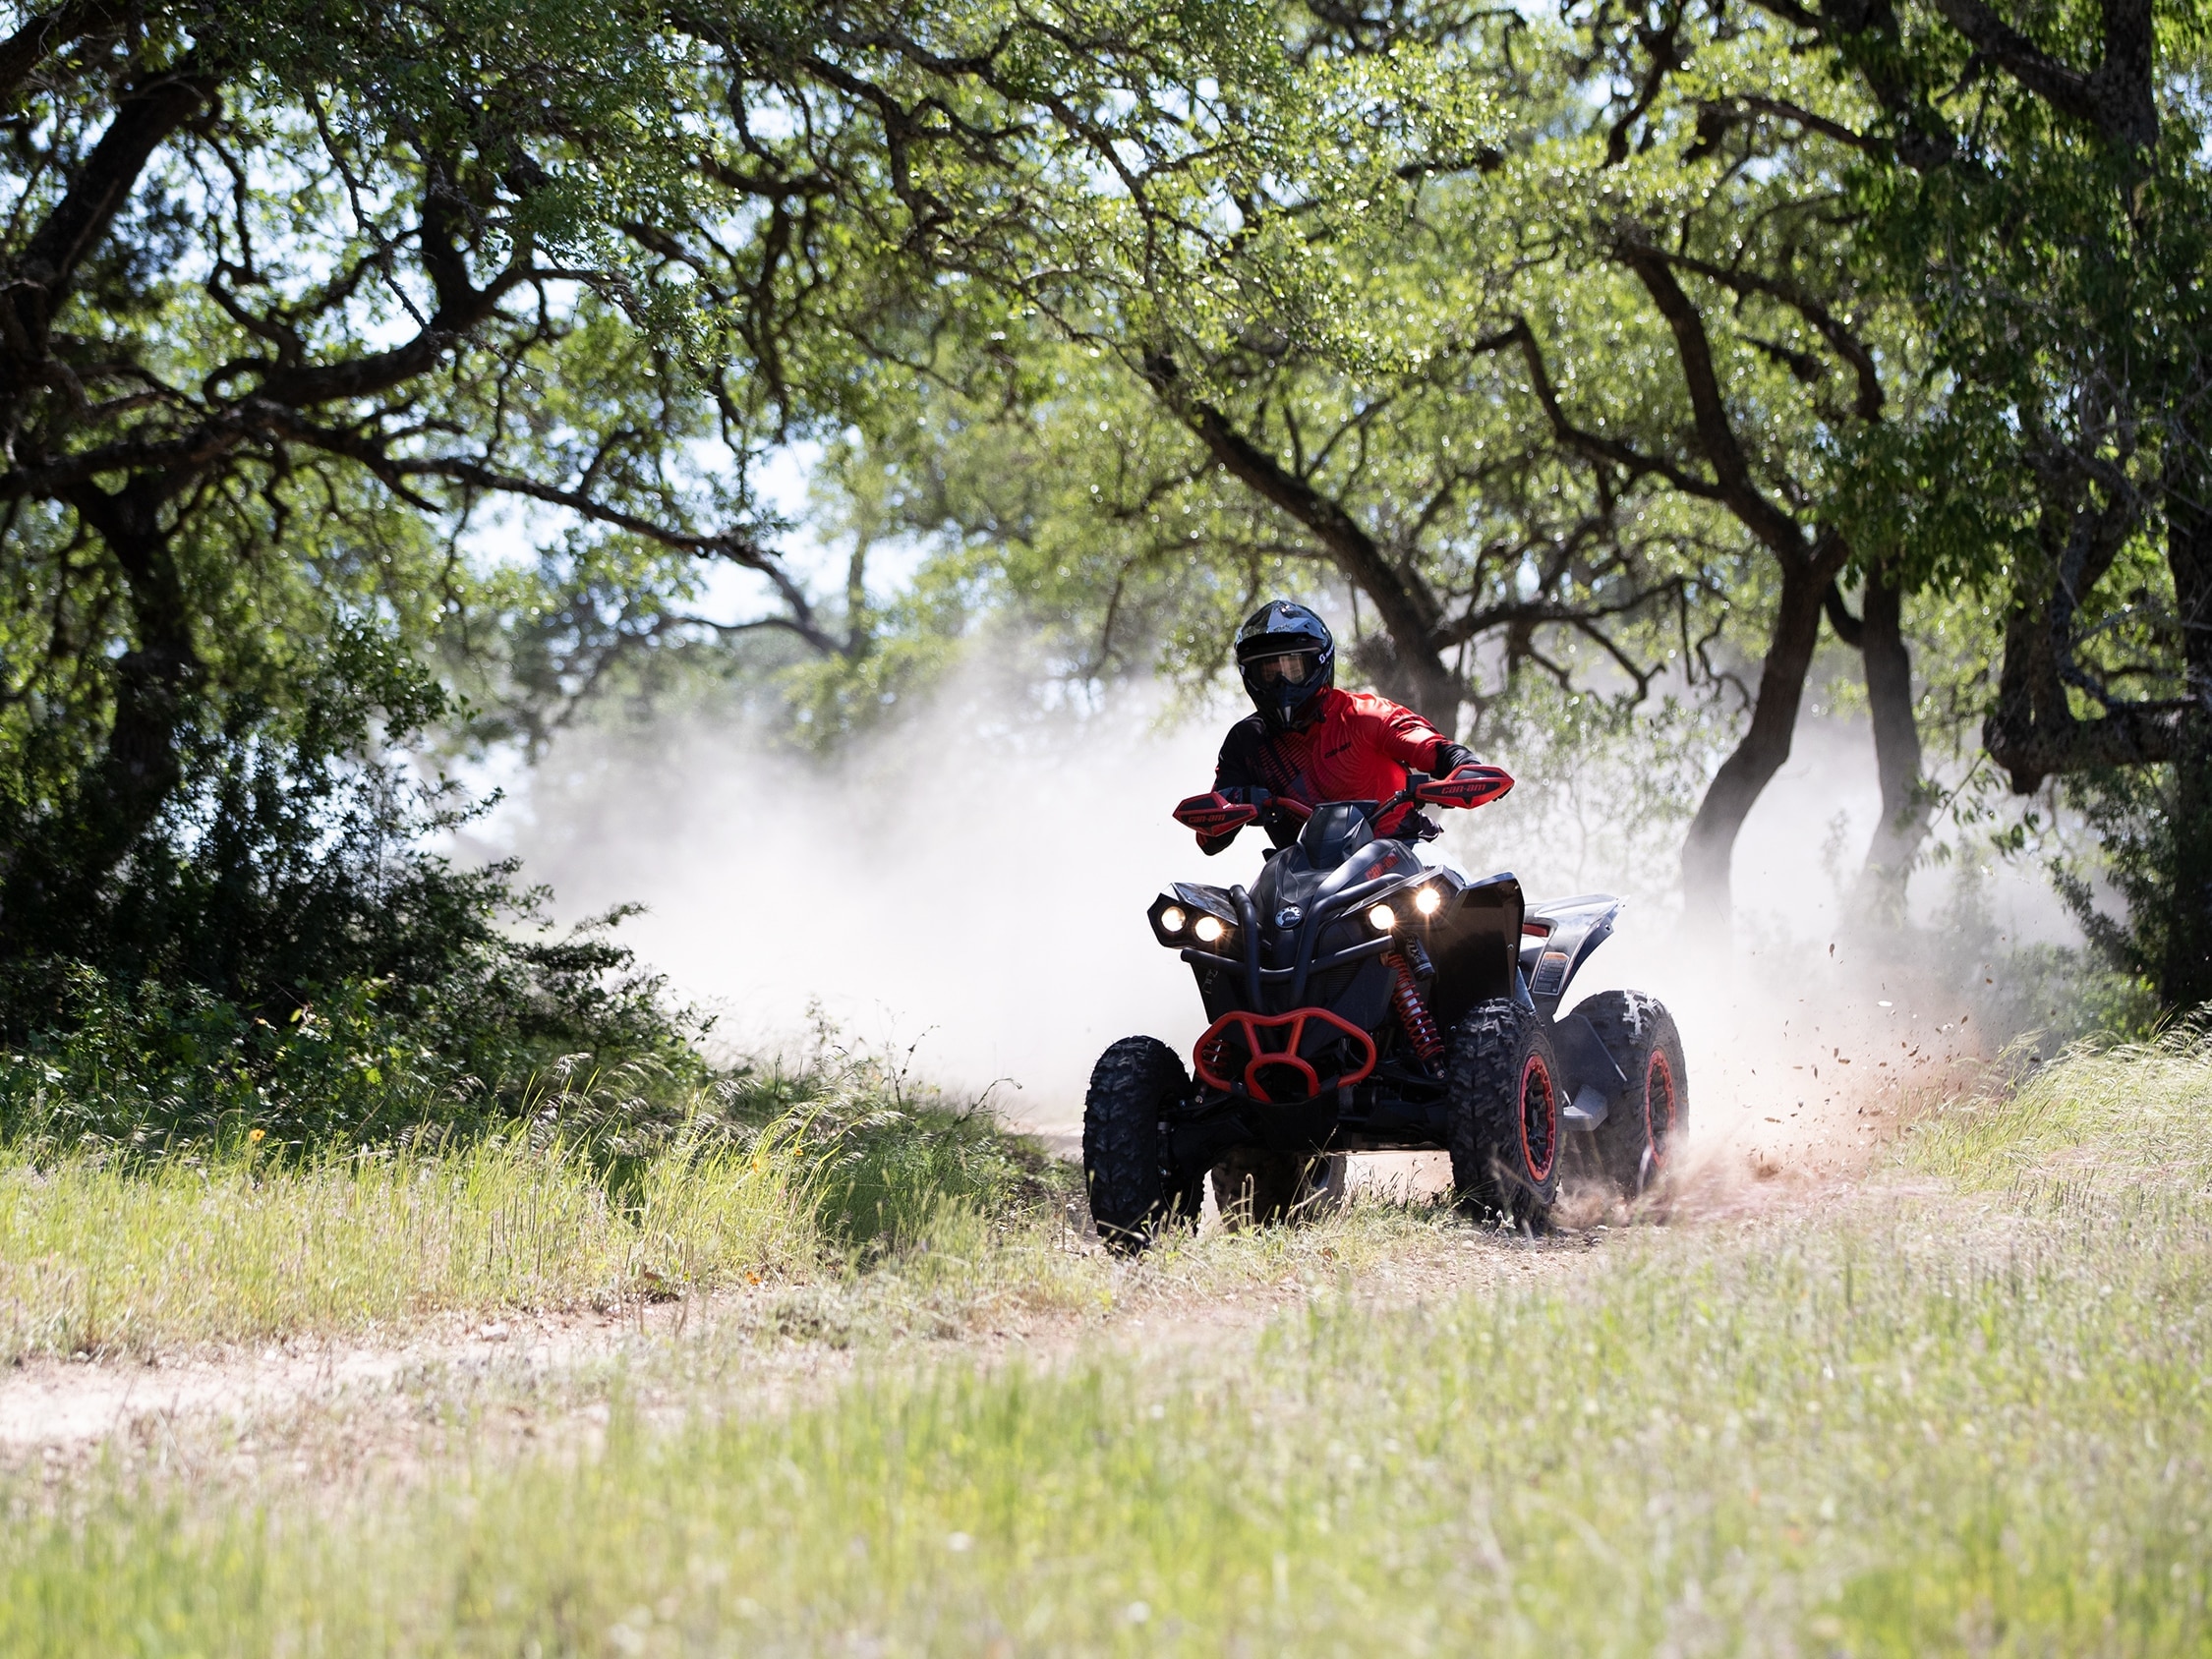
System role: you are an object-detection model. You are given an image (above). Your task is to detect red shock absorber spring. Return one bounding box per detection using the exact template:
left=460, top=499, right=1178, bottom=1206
left=1196, top=1029, right=1229, bottom=1074
left=1382, top=950, right=1443, bottom=1064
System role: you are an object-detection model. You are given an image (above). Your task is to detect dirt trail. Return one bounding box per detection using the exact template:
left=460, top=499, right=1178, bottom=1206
left=0, top=1162, right=1591, bottom=1468
left=0, top=1300, right=687, bottom=1457
left=0, top=1096, right=1918, bottom=1474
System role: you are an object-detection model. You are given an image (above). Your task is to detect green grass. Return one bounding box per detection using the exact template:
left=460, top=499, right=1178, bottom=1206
left=0, top=1134, right=814, bottom=1357
left=1904, top=1024, right=2212, bottom=1188
left=0, top=1093, right=1066, bottom=1358
left=5, top=1038, right=2211, bottom=1653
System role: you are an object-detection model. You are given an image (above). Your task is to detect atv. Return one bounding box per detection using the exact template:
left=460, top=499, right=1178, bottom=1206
left=1082, top=766, right=1687, bottom=1248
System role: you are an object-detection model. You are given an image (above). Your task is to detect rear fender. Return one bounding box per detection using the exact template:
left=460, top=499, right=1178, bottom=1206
left=1520, top=894, right=1624, bottom=1018
left=1549, top=1010, right=1627, bottom=1129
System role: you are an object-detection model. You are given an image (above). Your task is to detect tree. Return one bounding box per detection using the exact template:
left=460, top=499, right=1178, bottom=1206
left=0, top=0, right=1292, bottom=1001
left=1757, top=0, right=2212, bottom=1004
left=823, top=1, right=1945, bottom=925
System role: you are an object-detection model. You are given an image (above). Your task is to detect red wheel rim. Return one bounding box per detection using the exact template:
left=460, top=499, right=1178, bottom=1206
left=1519, top=1053, right=1557, bottom=1181
left=1645, top=1049, right=1677, bottom=1167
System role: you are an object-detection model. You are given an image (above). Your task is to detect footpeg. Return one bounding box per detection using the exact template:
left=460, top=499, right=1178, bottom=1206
left=1561, top=1084, right=1610, bottom=1129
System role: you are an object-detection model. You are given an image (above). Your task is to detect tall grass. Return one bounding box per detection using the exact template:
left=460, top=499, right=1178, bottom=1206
left=0, top=1135, right=807, bottom=1357
left=0, top=1096, right=1061, bottom=1358
left=1905, top=1023, right=2212, bottom=1186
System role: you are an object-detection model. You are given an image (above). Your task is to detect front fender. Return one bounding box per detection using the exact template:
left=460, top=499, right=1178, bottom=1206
left=1520, top=894, right=1624, bottom=1018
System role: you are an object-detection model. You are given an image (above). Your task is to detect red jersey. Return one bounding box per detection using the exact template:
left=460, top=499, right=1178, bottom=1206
left=1207, top=687, right=1455, bottom=845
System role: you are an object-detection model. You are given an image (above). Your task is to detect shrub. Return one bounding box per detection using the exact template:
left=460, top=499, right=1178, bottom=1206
left=0, top=630, right=705, bottom=1154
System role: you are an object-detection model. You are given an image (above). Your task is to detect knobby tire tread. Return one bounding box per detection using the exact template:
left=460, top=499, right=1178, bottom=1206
left=1083, top=1036, right=1197, bottom=1251
left=1580, top=990, right=1689, bottom=1194
left=1446, top=999, right=1561, bottom=1228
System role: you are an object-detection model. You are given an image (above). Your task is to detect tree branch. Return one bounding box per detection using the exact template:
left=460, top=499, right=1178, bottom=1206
left=1655, top=248, right=1886, bottom=421
left=0, top=0, right=132, bottom=105
left=268, top=413, right=843, bottom=657
left=4, top=59, right=212, bottom=390
left=1924, top=0, right=2098, bottom=124
left=1823, top=577, right=1866, bottom=647
left=1610, top=232, right=1813, bottom=561
left=1507, top=318, right=1726, bottom=501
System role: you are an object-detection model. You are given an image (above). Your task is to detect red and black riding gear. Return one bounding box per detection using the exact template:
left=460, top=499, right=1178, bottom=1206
left=1200, top=686, right=1476, bottom=853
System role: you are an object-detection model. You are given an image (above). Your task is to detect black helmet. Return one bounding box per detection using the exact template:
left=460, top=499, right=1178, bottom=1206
left=1234, top=600, right=1335, bottom=732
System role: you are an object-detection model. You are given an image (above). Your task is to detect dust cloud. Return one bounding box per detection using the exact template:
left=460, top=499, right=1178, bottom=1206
left=496, top=675, right=1223, bottom=1131
left=495, top=672, right=2076, bottom=1167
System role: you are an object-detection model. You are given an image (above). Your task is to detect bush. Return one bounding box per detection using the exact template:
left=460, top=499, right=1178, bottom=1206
left=2050, top=760, right=2210, bottom=1016
left=0, top=629, right=707, bottom=1154
left=0, top=945, right=705, bottom=1156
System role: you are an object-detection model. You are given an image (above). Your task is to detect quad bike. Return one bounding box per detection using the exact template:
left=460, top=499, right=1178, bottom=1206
left=1082, top=766, right=1687, bottom=1248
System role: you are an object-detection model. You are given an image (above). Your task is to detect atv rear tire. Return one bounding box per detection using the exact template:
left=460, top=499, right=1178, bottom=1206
left=1211, top=1150, right=1313, bottom=1227
left=1446, top=1000, right=1562, bottom=1228
left=1581, top=991, right=1688, bottom=1195
left=1083, top=1036, right=1203, bottom=1252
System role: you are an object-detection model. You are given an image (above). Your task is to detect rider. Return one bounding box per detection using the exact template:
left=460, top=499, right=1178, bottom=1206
left=1195, top=600, right=1478, bottom=855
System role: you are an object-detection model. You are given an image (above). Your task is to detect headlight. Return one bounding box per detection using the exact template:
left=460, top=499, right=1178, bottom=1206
left=1159, top=905, right=1187, bottom=934
left=1412, top=885, right=1442, bottom=917
left=1366, top=903, right=1397, bottom=932
left=1193, top=914, right=1227, bottom=944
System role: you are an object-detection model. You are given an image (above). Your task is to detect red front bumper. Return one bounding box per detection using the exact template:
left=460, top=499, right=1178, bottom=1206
left=1193, top=1008, right=1377, bottom=1105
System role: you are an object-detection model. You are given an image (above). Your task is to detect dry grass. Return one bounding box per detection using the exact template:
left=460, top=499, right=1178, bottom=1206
left=1903, top=1023, right=2212, bottom=1187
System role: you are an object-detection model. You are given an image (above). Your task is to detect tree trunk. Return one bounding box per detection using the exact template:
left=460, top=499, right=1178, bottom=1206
left=0, top=479, right=200, bottom=952
left=1852, top=567, right=1931, bottom=920
left=2164, top=443, right=2212, bottom=1010
left=1680, top=558, right=1831, bottom=919
left=1346, top=631, right=1462, bottom=734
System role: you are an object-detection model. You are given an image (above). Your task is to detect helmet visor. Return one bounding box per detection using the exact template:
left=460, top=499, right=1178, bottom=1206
left=1248, top=651, right=1315, bottom=686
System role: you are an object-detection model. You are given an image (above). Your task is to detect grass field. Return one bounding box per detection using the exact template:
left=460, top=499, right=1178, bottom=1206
left=0, top=1090, right=1062, bottom=1359
left=3, top=1034, right=2209, bottom=1654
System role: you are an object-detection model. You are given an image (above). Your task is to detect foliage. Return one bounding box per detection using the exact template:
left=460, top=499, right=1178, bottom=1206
left=1785, top=0, right=2212, bottom=1005
left=799, top=0, right=1966, bottom=923
left=798, top=0, right=2212, bottom=968
left=2049, top=762, right=2189, bottom=996
left=0, top=942, right=703, bottom=1156
left=0, top=0, right=1318, bottom=1050
left=9, top=0, right=2200, bottom=1051
left=0, top=623, right=710, bottom=1150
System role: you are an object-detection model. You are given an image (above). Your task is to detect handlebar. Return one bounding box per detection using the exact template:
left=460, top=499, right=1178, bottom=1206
left=1171, top=792, right=1261, bottom=836
left=1173, top=765, right=1514, bottom=835
left=1390, top=763, right=1515, bottom=817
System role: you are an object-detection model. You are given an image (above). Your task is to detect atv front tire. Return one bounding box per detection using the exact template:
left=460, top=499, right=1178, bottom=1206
left=1581, top=991, right=1688, bottom=1195
left=1211, top=1149, right=1313, bottom=1227
left=1446, top=1000, right=1562, bottom=1228
left=1083, top=1036, right=1203, bottom=1252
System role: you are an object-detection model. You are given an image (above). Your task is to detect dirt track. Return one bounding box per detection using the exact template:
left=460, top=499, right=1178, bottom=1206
left=0, top=1174, right=1649, bottom=1482
left=0, top=1118, right=1880, bottom=1479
